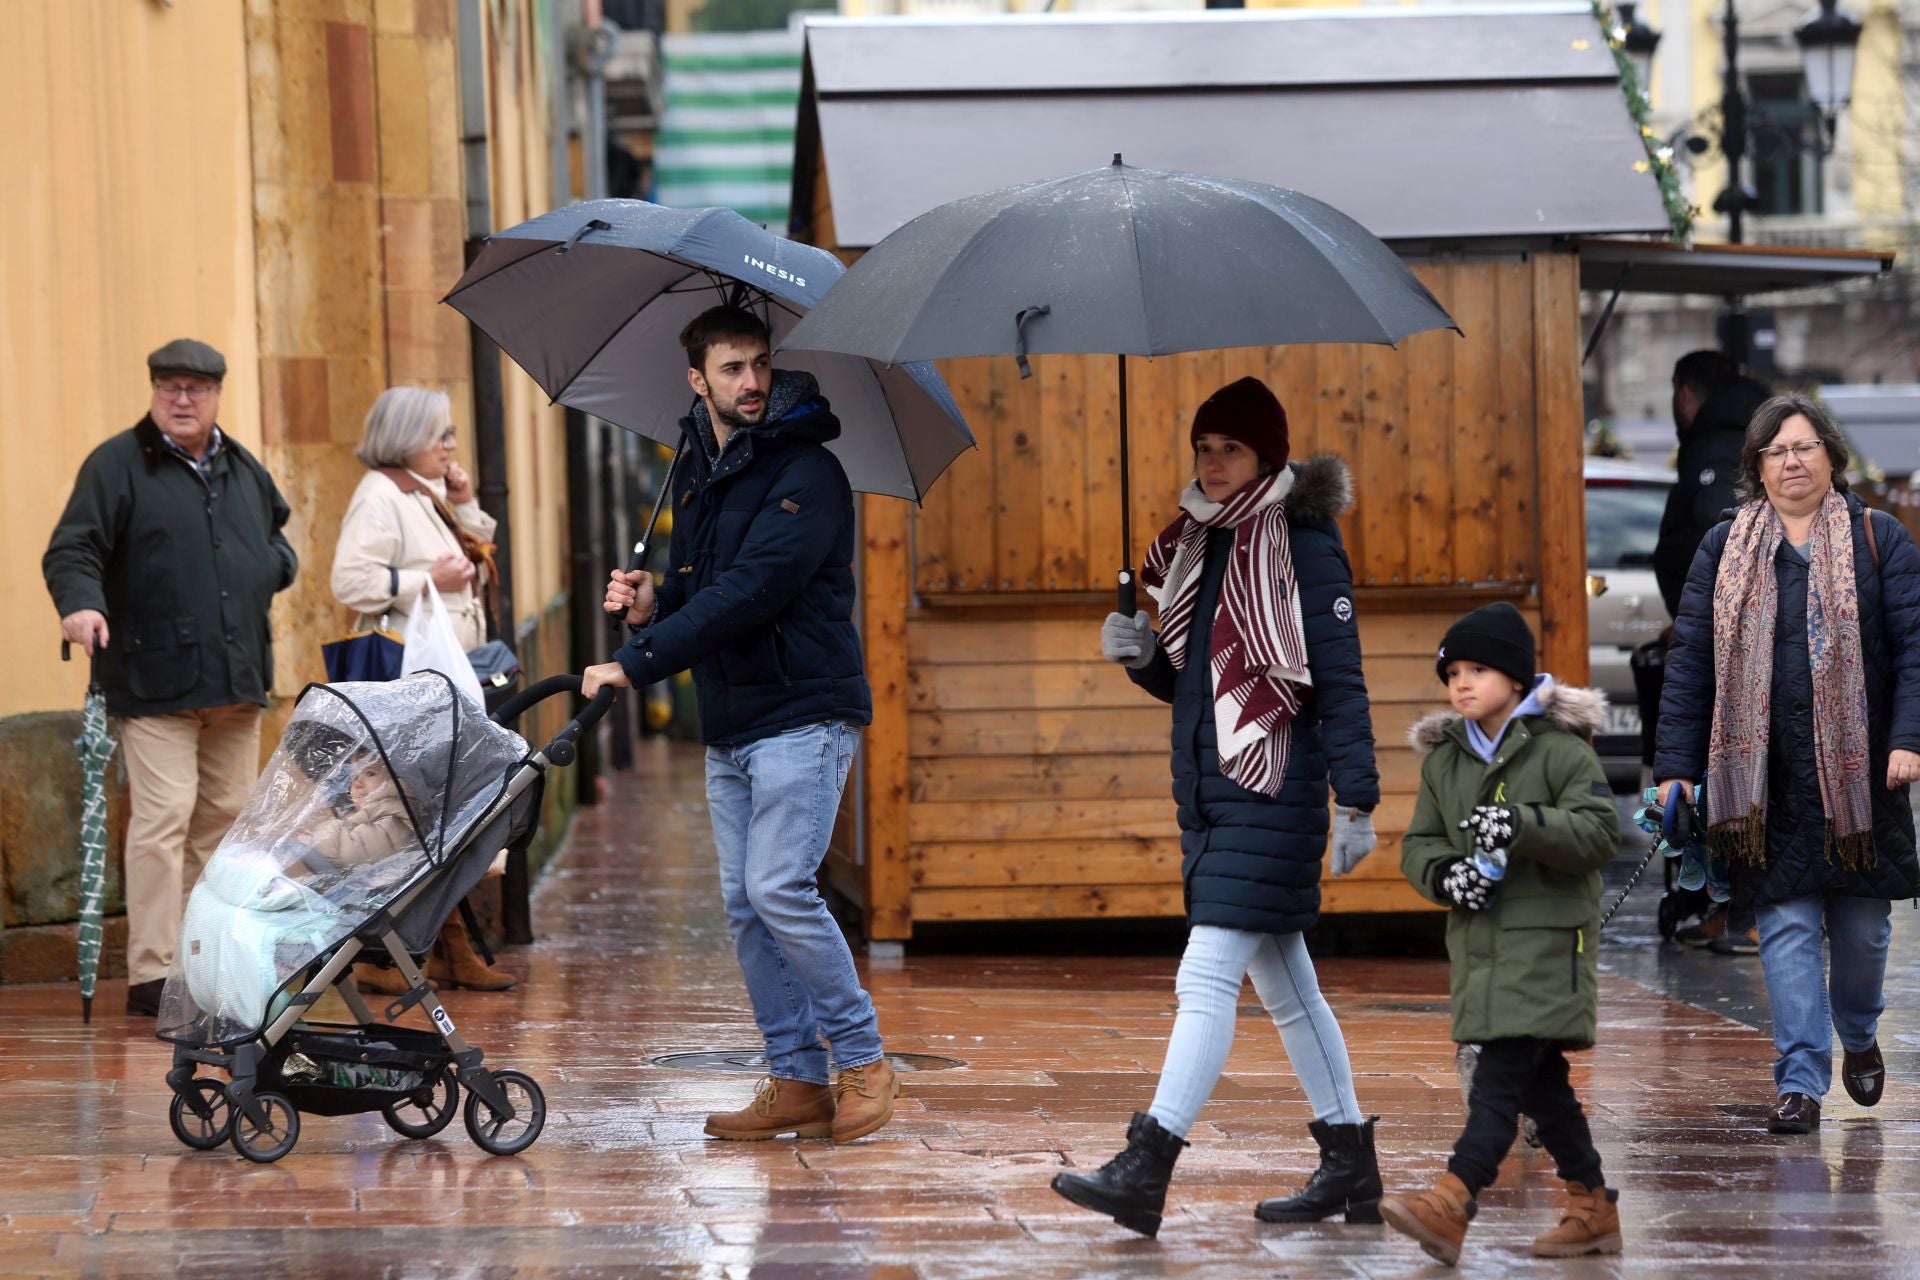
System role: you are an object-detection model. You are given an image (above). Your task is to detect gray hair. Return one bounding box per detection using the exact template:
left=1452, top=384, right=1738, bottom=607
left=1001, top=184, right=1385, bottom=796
left=1736, top=392, right=1850, bottom=503
left=355, top=386, right=451, bottom=469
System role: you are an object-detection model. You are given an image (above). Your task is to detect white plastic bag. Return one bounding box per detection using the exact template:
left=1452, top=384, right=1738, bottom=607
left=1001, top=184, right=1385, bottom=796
left=401, top=580, right=486, bottom=710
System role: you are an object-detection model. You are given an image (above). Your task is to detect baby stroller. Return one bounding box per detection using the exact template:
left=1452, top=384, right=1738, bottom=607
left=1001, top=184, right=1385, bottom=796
left=157, top=671, right=614, bottom=1163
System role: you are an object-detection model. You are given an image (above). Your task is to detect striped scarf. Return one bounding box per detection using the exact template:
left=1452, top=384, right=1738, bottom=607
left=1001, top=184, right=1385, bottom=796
left=1707, top=489, right=1874, bottom=870
left=1142, top=469, right=1310, bottom=798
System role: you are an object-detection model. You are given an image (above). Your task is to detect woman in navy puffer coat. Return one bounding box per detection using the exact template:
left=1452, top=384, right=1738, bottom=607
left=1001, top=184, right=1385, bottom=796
left=1655, top=392, right=1920, bottom=1136
left=1051, top=377, right=1383, bottom=1239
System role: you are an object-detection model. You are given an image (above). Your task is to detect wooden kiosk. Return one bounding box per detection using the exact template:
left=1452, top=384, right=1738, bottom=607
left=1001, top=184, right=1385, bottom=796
left=790, top=7, right=1677, bottom=941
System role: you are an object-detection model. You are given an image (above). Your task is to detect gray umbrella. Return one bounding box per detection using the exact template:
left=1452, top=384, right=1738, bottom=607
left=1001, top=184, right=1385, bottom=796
left=443, top=199, right=974, bottom=508
left=781, top=156, right=1460, bottom=611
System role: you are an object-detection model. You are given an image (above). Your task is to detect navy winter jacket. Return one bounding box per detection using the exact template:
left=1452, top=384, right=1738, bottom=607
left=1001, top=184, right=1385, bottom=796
left=1128, top=456, right=1381, bottom=935
left=1653, top=493, right=1920, bottom=904
left=613, top=371, right=871, bottom=746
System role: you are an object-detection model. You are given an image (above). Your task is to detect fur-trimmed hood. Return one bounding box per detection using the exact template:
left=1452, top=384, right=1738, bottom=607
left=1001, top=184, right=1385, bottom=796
left=1406, top=682, right=1608, bottom=758
left=1284, top=453, right=1354, bottom=525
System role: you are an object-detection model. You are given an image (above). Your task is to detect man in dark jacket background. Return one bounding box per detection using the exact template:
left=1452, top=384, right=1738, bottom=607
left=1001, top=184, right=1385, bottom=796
left=1654, top=350, right=1771, bottom=618
left=44, top=339, right=298, bottom=1016
left=1649, top=349, right=1770, bottom=954
left=584, top=307, right=895, bottom=1145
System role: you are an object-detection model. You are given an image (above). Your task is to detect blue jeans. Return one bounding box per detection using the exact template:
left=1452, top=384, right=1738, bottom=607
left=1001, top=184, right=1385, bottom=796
left=1147, top=926, right=1364, bottom=1138
left=1755, top=894, right=1892, bottom=1098
left=706, top=720, right=881, bottom=1085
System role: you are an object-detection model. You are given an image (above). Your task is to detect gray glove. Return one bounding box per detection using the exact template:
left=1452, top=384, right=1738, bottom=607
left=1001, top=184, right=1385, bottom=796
left=1439, top=858, right=1500, bottom=911
left=1330, top=805, right=1376, bottom=875
left=1100, top=610, right=1156, bottom=670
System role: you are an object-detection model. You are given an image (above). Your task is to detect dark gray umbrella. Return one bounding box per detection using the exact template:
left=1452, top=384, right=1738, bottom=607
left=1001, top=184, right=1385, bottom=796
left=443, top=199, right=974, bottom=510
left=781, top=156, right=1460, bottom=611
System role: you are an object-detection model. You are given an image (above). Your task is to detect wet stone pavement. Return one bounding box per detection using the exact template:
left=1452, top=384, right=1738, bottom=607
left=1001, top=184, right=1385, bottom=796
left=3, top=741, right=1919, bottom=1277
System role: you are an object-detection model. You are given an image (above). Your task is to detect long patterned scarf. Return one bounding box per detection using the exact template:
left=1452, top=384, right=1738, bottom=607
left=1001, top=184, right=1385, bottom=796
left=1142, top=469, right=1310, bottom=797
left=1707, top=488, right=1874, bottom=870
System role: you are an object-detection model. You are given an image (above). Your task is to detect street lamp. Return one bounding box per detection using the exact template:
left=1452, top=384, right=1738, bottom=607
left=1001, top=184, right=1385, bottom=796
left=1616, top=3, right=1661, bottom=98
left=1795, top=0, right=1864, bottom=147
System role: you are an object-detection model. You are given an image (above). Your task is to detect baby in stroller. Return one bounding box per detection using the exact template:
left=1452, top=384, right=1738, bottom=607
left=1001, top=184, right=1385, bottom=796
left=178, top=740, right=424, bottom=1035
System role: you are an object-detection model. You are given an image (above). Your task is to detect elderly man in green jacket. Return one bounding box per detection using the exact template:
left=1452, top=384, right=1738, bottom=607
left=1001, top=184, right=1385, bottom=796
left=44, top=339, right=297, bottom=1017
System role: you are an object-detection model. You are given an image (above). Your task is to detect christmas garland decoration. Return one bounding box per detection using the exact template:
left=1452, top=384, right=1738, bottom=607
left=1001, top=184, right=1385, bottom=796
left=1593, top=0, right=1696, bottom=241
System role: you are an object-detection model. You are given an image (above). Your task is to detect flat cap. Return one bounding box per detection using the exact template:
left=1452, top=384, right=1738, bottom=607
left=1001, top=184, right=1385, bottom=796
left=147, top=338, right=226, bottom=382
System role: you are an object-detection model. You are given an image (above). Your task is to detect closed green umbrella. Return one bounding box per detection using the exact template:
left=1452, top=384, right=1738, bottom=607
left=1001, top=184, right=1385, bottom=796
left=68, top=647, right=115, bottom=1024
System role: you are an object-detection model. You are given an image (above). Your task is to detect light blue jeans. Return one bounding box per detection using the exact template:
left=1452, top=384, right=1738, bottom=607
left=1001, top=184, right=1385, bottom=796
left=1755, top=893, right=1893, bottom=1098
left=1148, top=925, right=1364, bottom=1138
left=706, top=720, right=882, bottom=1085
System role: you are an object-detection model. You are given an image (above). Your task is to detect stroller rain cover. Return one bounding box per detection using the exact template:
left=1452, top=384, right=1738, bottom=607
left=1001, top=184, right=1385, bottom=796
left=158, top=674, right=529, bottom=1046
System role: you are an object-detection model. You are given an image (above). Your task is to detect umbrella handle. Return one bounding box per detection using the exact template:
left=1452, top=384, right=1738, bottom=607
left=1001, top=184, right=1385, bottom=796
left=62, top=640, right=71, bottom=662
left=1117, top=570, right=1136, bottom=618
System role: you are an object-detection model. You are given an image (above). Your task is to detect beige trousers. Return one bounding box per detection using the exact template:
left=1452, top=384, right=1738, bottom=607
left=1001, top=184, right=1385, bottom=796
left=118, top=704, right=263, bottom=984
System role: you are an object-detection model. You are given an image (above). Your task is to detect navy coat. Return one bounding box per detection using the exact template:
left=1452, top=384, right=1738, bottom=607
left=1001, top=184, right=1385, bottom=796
left=613, top=371, right=871, bottom=746
left=1653, top=493, right=1920, bottom=905
left=1129, top=455, right=1381, bottom=935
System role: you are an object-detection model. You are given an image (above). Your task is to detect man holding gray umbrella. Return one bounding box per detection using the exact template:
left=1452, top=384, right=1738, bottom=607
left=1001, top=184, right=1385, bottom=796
left=582, top=306, right=897, bottom=1145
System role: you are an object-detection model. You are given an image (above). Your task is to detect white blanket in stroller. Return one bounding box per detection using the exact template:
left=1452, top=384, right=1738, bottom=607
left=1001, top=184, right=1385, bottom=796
left=178, top=849, right=353, bottom=1033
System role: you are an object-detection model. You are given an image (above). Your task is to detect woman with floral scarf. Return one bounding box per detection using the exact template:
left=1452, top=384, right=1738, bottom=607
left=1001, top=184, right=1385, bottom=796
left=1655, top=393, right=1920, bottom=1134
left=1050, top=377, right=1384, bottom=1237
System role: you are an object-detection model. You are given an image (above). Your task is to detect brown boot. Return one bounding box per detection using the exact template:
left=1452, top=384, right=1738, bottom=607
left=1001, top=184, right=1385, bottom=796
left=703, top=1075, right=834, bottom=1140
left=434, top=915, right=515, bottom=991
left=1532, top=1180, right=1621, bottom=1258
left=355, top=962, right=432, bottom=996
left=830, top=1057, right=900, bottom=1142
left=1380, top=1173, right=1476, bottom=1267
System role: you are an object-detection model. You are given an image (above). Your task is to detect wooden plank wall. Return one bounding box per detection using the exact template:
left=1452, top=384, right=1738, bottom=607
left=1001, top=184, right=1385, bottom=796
left=844, top=252, right=1588, bottom=937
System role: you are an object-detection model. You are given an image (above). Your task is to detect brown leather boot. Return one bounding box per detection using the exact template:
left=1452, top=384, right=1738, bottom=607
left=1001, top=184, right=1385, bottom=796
left=355, top=962, right=431, bottom=996
left=703, top=1076, right=834, bottom=1140
left=434, top=915, right=515, bottom=991
left=1380, top=1172, right=1477, bottom=1267
left=1532, top=1180, right=1621, bottom=1257
left=830, top=1057, right=900, bottom=1142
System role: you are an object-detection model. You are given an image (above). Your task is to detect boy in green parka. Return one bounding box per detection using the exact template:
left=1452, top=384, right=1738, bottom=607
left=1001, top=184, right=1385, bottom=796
left=1378, top=602, right=1624, bottom=1267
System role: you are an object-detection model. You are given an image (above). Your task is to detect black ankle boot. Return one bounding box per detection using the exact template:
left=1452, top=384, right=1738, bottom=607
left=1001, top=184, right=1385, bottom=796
left=1050, top=1111, right=1190, bottom=1237
left=1254, top=1116, right=1382, bottom=1223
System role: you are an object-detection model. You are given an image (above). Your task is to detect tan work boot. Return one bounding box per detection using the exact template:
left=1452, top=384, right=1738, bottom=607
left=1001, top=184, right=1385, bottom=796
left=830, top=1057, right=900, bottom=1142
left=1380, top=1172, right=1477, bottom=1267
left=703, top=1075, right=834, bottom=1140
left=433, top=915, right=515, bottom=991
left=1532, top=1180, right=1622, bottom=1258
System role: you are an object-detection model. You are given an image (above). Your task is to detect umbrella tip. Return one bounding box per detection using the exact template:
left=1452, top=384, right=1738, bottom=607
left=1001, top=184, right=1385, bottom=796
left=82, top=995, right=92, bottom=1025
left=1112, top=152, right=1123, bottom=166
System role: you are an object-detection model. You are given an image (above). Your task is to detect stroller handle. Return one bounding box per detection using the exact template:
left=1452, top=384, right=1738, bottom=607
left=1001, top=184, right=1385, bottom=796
left=490, top=674, right=620, bottom=768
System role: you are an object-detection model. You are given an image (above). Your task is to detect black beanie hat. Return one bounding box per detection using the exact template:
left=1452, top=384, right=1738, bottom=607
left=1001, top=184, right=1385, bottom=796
left=1190, top=376, right=1290, bottom=471
left=1436, top=601, right=1536, bottom=688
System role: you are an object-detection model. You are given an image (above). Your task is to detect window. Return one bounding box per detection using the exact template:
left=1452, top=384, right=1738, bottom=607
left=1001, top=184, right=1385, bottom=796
left=1585, top=482, right=1669, bottom=570
left=1748, top=72, right=1824, bottom=217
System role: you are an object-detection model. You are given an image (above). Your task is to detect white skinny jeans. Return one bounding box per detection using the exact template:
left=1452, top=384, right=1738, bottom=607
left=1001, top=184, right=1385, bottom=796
left=1147, top=925, right=1364, bottom=1137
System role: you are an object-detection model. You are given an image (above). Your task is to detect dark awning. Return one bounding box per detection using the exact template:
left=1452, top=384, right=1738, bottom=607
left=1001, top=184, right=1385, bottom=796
left=1572, top=238, right=1895, bottom=297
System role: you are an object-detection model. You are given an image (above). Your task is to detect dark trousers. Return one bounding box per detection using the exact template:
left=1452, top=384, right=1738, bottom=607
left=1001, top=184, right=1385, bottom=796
left=1448, top=1038, right=1604, bottom=1197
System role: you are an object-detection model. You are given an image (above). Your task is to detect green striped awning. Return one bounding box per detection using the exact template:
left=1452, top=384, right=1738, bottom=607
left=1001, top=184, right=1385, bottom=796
left=656, top=31, right=802, bottom=228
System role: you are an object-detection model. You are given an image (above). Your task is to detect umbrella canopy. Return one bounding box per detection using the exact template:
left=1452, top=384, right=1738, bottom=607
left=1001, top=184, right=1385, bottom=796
left=72, top=677, right=115, bottom=1024
left=781, top=156, right=1460, bottom=610
left=443, top=199, right=974, bottom=503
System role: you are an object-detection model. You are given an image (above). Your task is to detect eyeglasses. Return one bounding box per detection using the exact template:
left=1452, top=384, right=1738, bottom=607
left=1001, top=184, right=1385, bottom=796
left=153, top=380, right=218, bottom=402
left=438, top=430, right=458, bottom=448
left=1759, top=440, right=1825, bottom=465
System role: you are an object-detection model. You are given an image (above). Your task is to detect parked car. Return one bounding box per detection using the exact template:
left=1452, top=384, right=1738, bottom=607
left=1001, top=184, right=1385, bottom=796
left=1585, top=458, right=1674, bottom=790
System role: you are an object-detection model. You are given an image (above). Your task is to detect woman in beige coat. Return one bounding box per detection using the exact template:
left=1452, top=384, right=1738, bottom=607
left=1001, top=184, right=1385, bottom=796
left=331, top=386, right=496, bottom=651
left=330, top=385, right=514, bottom=993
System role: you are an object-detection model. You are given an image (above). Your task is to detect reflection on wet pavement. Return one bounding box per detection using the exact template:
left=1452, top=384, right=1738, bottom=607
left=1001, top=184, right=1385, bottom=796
left=0, top=744, right=1915, bottom=1276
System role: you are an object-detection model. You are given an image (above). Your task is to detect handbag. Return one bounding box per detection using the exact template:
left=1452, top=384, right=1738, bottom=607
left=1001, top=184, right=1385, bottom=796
left=321, top=621, right=404, bottom=683
left=466, top=639, right=523, bottom=711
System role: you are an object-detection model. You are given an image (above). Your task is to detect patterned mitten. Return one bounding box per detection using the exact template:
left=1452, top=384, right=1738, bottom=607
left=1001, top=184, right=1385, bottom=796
left=1439, top=858, right=1500, bottom=911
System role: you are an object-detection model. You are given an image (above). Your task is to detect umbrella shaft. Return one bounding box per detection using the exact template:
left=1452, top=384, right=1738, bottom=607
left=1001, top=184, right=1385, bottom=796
left=629, top=432, right=687, bottom=573
left=1116, top=353, right=1137, bottom=617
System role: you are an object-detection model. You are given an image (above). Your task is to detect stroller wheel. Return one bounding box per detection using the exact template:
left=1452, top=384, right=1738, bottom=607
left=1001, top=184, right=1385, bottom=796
left=464, top=1069, right=546, bottom=1156
left=1658, top=894, right=1685, bottom=941
left=384, top=1073, right=460, bottom=1140
left=168, top=1080, right=233, bottom=1151
left=231, top=1092, right=301, bottom=1163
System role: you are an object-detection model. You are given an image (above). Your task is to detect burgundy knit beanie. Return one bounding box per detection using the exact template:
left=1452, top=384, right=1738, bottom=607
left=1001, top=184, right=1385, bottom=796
left=1190, top=376, right=1290, bottom=471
